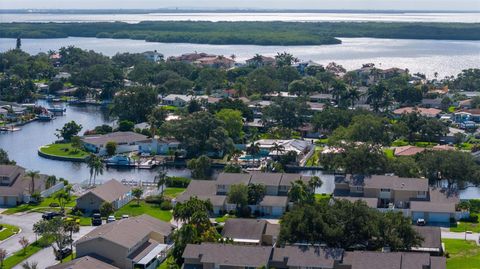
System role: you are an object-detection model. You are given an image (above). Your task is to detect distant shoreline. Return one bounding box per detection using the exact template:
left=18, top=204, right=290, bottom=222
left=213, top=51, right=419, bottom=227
left=1, top=9, right=479, bottom=15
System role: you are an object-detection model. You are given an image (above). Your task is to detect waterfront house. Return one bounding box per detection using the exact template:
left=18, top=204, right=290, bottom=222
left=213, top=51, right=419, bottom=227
left=138, top=137, right=181, bottom=155
left=174, top=172, right=311, bottom=216
left=221, top=218, right=279, bottom=245
left=334, top=175, right=460, bottom=225
left=160, top=94, right=208, bottom=107
left=81, top=131, right=148, bottom=156
left=76, top=179, right=132, bottom=212
left=252, top=139, right=314, bottom=165
left=453, top=109, right=480, bottom=123
left=75, top=214, right=174, bottom=269
left=194, top=55, right=235, bottom=69
left=246, top=55, right=276, bottom=67
left=168, top=52, right=215, bottom=63
left=142, top=50, right=164, bottom=62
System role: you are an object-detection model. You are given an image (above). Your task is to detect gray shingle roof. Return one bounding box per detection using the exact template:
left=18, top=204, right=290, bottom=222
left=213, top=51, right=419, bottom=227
left=175, top=180, right=226, bottom=207
left=363, top=175, right=429, bottom=192
left=81, top=179, right=131, bottom=203
left=341, top=251, right=433, bottom=269
left=272, top=246, right=344, bottom=268
left=410, top=201, right=456, bottom=213
left=183, top=243, right=271, bottom=267
left=259, top=196, right=288, bottom=207
left=216, top=173, right=252, bottom=185
left=250, top=172, right=282, bottom=186
left=0, top=165, right=24, bottom=178
left=222, top=219, right=266, bottom=241
left=76, top=214, right=173, bottom=249
left=81, top=131, right=148, bottom=146
left=412, top=226, right=442, bottom=250
left=46, top=256, right=119, bottom=269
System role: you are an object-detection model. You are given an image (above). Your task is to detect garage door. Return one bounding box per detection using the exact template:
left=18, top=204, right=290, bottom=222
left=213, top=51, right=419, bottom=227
left=428, top=213, right=450, bottom=223
left=412, top=212, right=425, bottom=222
left=271, top=207, right=285, bottom=216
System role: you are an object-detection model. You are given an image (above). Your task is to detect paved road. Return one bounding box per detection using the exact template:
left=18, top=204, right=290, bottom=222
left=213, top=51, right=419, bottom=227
left=441, top=228, right=480, bottom=245
left=12, top=226, right=96, bottom=269
left=0, top=212, right=42, bottom=256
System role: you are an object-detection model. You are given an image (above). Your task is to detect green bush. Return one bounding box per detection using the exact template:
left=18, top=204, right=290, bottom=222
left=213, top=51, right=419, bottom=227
left=145, top=195, right=164, bottom=205
left=160, top=200, right=173, bottom=210
left=165, top=177, right=191, bottom=188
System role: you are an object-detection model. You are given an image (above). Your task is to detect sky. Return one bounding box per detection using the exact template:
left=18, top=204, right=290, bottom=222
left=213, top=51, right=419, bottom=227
left=0, top=0, right=479, bottom=11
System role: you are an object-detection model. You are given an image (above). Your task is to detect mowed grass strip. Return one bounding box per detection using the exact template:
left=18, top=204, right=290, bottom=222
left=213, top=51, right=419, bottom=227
left=443, top=239, right=480, bottom=269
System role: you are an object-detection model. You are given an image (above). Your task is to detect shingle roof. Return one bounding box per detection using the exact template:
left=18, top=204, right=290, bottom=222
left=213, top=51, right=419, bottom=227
left=394, top=146, right=426, bottom=156
left=46, top=256, right=119, bottom=269
left=279, top=173, right=309, bottom=187
left=430, top=257, right=447, bottom=269
left=216, top=173, right=252, bottom=185
left=341, top=251, right=433, bottom=269
left=410, top=201, right=456, bottom=213
left=222, top=219, right=267, bottom=241
left=183, top=243, right=271, bottom=267
left=412, top=226, right=442, bottom=250
left=259, top=196, right=288, bottom=207
left=250, top=172, right=282, bottom=186
left=81, top=131, right=148, bottom=146
left=363, top=175, right=429, bottom=192
left=0, top=165, right=24, bottom=178
left=175, top=180, right=227, bottom=207
left=81, top=179, right=131, bottom=203
left=272, top=246, right=343, bottom=268
left=265, top=222, right=280, bottom=238
left=76, top=214, right=173, bottom=249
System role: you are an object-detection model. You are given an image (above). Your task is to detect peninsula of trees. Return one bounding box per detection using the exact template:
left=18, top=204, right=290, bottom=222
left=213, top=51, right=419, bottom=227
left=1, top=21, right=479, bottom=46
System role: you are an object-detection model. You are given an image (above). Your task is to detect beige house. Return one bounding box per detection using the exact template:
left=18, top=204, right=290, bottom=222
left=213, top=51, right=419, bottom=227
left=334, top=175, right=460, bottom=225
left=76, top=179, right=132, bottom=212
left=75, top=214, right=174, bottom=269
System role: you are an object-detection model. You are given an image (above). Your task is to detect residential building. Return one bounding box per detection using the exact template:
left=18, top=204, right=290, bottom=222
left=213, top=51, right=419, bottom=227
left=392, top=107, right=442, bottom=118
left=252, top=139, right=314, bottom=165
left=411, top=226, right=443, bottom=255
left=194, top=56, right=235, bottom=69
left=182, top=244, right=446, bottom=269
left=454, top=109, right=480, bottom=123
left=142, top=50, right=164, bottom=62
left=81, top=131, right=148, bottom=155
left=393, top=146, right=426, bottom=156
left=182, top=243, right=272, bottom=268
left=221, top=218, right=279, bottom=245
left=309, top=93, right=334, bottom=103
left=76, top=214, right=174, bottom=269
left=0, top=165, right=52, bottom=206
left=421, top=98, right=443, bottom=109
left=76, top=179, right=132, bottom=212
left=169, top=52, right=215, bottom=63
left=138, top=137, right=181, bottom=155
left=46, top=256, right=120, bottom=269
left=246, top=55, right=276, bottom=67
left=174, top=172, right=311, bottom=216
left=334, top=175, right=460, bottom=225
left=160, top=94, right=208, bottom=107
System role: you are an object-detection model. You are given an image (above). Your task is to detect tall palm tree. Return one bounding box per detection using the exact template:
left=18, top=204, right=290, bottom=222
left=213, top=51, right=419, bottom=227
left=270, top=142, right=285, bottom=159
left=63, top=220, right=79, bottom=260
left=308, top=176, right=323, bottom=192
left=347, top=87, right=361, bottom=109
left=156, top=170, right=167, bottom=198
left=25, top=170, right=39, bottom=195
left=246, top=142, right=260, bottom=167
left=86, top=154, right=96, bottom=186
left=92, top=157, right=104, bottom=186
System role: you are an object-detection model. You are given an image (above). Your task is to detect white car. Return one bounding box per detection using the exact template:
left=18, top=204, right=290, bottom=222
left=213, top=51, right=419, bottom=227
left=107, top=215, right=116, bottom=223
left=416, top=218, right=426, bottom=226
left=121, top=215, right=129, bottom=219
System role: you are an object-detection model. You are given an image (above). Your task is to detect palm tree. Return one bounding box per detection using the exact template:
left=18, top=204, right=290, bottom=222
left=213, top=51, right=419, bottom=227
left=156, top=170, right=167, bottom=198
left=246, top=142, right=260, bottom=167
left=86, top=154, right=96, bottom=186
left=92, top=157, right=104, bottom=186
left=230, top=54, right=236, bottom=61
left=270, top=142, right=285, bottom=159
left=347, top=87, right=361, bottom=109
left=308, top=176, right=323, bottom=192
left=252, top=54, right=264, bottom=67
left=25, top=170, right=39, bottom=196
left=63, top=220, right=79, bottom=260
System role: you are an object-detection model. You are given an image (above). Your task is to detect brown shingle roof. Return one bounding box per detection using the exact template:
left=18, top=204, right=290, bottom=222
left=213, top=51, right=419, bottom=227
left=0, top=165, right=24, bottom=178
left=175, top=180, right=226, bottom=207
left=341, top=251, right=433, bottom=269
left=272, top=246, right=343, bottom=268
left=363, top=175, right=429, bottom=192
left=394, top=146, right=426, bottom=156
left=259, top=196, right=288, bottom=207
left=83, top=179, right=131, bottom=203
left=412, top=226, right=442, bottom=250
left=279, top=173, right=308, bottom=187
left=46, top=256, right=119, bottom=269
left=183, top=243, right=271, bottom=267
left=222, top=219, right=266, bottom=241
left=393, top=107, right=442, bottom=117
left=250, top=172, right=282, bottom=187
left=410, top=201, right=456, bottom=213
left=76, top=214, right=173, bottom=249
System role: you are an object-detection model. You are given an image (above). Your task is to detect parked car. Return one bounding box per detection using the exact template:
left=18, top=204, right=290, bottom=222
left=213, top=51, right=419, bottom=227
left=107, top=215, right=116, bottom=223
left=121, top=215, right=129, bottom=219
left=42, top=211, right=62, bottom=220
left=54, top=248, right=72, bottom=260
left=416, top=218, right=426, bottom=226
left=91, top=213, right=102, bottom=226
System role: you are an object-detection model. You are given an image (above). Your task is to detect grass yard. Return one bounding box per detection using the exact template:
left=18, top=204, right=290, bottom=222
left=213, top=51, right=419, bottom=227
left=0, top=223, right=20, bottom=241
left=2, top=241, right=45, bottom=269
left=114, top=201, right=172, bottom=222
left=162, top=188, right=185, bottom=199
left=215, top=214, right=236, bottom=223
left=3, top=194, right=77, bottom=215
left=443, top=239, right=480, bottom=269
left=315, top=193, right=332, bottom=202
left=39, top=143, right=89, bottom=159
left=383, top=148, right=395, bottom=159
left=450, top=213, right=480, bottom=233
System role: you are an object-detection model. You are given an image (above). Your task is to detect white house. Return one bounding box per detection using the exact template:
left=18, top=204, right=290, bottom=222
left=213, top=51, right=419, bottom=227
left=81, top=131, right=148, bottom=156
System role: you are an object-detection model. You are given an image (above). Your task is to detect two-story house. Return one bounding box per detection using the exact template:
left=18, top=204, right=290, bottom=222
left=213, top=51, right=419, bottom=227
left=75, top=214, right=174, bottom=269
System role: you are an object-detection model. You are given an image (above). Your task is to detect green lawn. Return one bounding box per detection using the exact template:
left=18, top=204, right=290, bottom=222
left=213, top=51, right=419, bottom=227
left=215, top=214, right=236, bottom=223
left=114, top=201, right=172, bottom=222
left=383, top=148, right=395, bottom=159
left=39, top=143, right=89, bottom=159
left=163, top=188, right=185, bottom=199
left=450, top=213, right=480, bottom=233
left=3, top=194, right=77, bottom=215
left=2, top=241, right=45, bottom=269
left=315, top=193, right=332, bottom=202
left=0, top=224, right=20, bottom=241
left=444, top=239, right=480, bottom=269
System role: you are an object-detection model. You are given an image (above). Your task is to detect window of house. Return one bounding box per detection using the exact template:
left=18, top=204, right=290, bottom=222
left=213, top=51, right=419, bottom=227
left=355, top=186, right=364, bottom=191
left=380, top=188, right=391, bottom=192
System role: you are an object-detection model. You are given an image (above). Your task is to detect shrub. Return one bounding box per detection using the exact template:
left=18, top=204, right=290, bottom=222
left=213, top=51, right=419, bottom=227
left=165, top=177, right=191, bottom=188
left=160, top=200, right=173, bottom=210
left=145, top=195, right=163, bottom=205
left=0, top=225, right=3, bottom=230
